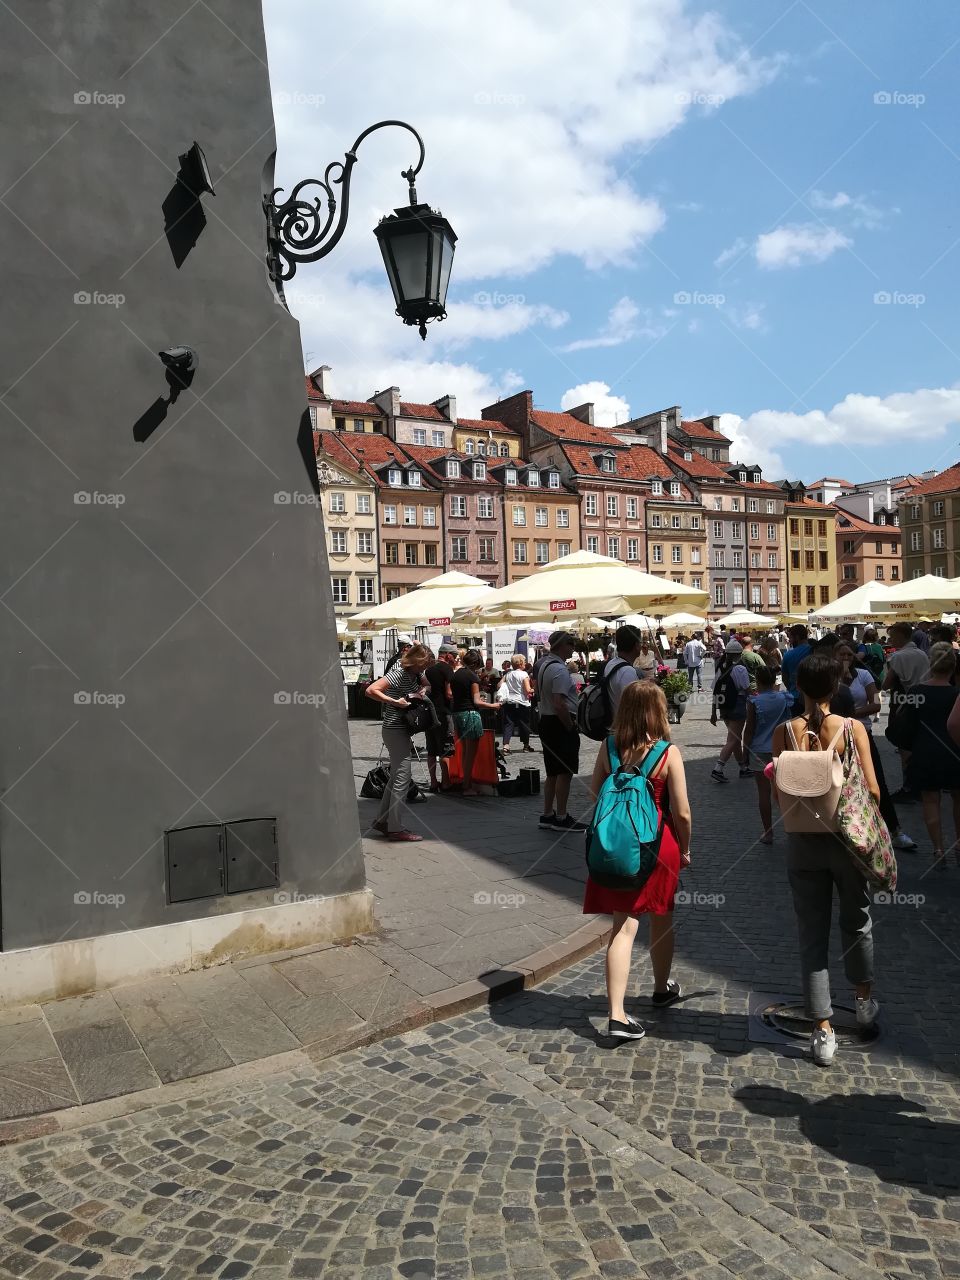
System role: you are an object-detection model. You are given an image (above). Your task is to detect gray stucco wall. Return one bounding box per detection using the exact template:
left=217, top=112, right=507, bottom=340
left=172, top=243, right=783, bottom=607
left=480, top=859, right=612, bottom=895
left=0, top=1, right=364, bottom=949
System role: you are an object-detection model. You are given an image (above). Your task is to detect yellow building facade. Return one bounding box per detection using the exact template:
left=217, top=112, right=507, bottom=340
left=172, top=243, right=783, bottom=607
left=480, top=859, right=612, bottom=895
left=783, top=494, right=837, bottom=613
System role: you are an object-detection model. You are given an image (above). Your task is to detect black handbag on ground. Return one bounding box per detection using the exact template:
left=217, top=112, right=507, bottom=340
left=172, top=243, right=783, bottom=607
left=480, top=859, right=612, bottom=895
left=360, top=763, right=424, bottom=803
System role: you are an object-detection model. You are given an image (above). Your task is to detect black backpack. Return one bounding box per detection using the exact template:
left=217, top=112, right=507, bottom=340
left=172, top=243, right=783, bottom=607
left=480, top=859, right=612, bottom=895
left=577, top=660, right=631, bottom=741
left=714, top=667, right=741, bottom=717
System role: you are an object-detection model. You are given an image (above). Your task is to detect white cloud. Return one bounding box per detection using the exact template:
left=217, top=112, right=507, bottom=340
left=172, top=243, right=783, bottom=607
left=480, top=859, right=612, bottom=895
left=719, top=385, right=960, bottom=479
left=263, top=0, right=779, bottom=394
left=561, top=381, right=631, bottom=426
left=559, top=296, right=668, bottom=352
left=728, top=302, right=766, bottom=331
left=809, top=190, right=892, bottom=230
left=755, top=223, right=851, bottom=269
left=714, top=237, right=749, bottom=269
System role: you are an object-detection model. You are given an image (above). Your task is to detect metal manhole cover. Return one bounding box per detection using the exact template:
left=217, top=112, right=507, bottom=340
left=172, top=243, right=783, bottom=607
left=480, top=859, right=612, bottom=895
left=748, top=992, right=880, bottom=1052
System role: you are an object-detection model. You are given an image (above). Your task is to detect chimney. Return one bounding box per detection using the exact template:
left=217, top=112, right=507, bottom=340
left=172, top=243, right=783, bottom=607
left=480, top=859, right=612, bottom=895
left=307, top=364, right=331, bottom=397
left=433, top=393, right=457, bottom=423
left=370, top=385, right=401, bottom=422
left=566, top=403, right=595, bottom=426
left=623, top=407, right=677, bottom=455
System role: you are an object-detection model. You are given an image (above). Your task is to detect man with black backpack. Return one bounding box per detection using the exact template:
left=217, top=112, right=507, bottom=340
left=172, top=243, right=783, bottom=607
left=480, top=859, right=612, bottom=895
left=537, top=631, right=588, bottom=833
left=578, top=625, right=643, bottom=742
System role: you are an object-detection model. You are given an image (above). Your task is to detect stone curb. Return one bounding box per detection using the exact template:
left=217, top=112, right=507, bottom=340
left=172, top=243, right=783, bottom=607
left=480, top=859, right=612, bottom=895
left=0, top=918, right=611, bottom=1148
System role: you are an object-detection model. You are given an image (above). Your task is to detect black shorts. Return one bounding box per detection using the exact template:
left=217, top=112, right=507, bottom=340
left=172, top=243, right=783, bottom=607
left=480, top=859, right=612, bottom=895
left=425, top=709, right=453, bottom=758
left=538, top=716, right=580, bottom=777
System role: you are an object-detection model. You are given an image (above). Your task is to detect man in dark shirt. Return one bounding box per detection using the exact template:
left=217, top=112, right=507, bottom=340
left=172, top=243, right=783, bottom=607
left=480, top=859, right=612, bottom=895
left=813, top=633, right=857, bottom=717
left=424, top=644, right=457, bottom=790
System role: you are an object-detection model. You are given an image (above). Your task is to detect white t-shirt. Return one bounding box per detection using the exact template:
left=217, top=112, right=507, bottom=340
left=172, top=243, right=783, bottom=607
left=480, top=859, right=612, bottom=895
left=683, top=639, right=706, bottom=667
left=603, top=655, right=640, bottom=717
left=538, top=655, right=578, bottom=717
left=846, top=668, right=876, bottom=726
left=502, top=668, right=531, bottom=706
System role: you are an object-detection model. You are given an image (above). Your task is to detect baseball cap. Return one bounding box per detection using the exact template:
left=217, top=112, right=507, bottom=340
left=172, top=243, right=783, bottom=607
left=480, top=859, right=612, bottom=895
left=724, top=639, right=743, bottom=654
left=397, top=633, right=413, bottom=645
left=549, top=630, right=577, bottom=649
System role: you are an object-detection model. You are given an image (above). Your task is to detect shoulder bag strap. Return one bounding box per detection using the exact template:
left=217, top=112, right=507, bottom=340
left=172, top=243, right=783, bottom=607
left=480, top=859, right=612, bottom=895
left=638, top=739, right=669, bottom=778
left=826, top=718, right=848, bottom=756
left=606, top=734, right=620, bottom=772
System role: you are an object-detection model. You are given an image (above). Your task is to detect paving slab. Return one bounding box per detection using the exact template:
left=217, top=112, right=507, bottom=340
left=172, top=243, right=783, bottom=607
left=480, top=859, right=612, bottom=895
left=174, top=968, right=301, bottom=1064
left=112, top=980, right=235, bottom=1084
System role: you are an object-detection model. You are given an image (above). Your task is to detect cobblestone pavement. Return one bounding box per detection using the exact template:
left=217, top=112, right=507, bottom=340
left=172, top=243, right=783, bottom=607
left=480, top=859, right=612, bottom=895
left=0, top=686, right=958, bottom=1276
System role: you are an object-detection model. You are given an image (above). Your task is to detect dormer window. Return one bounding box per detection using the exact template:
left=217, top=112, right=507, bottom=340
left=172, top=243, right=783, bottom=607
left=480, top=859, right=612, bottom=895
left=600, top=452, right=616, bottom=474
left=669, top=481, right=681, bottom=497
left=751, top=470, right=761, bottom=483
left=527, top=468, right=540, bottom=486
left=473, top=462, right=486, bottom=480
left=877, top=513, right=886, bottom=525
left=505, top=467, right=518, bottom=486
left=387, top=468, right=402, bottom=486
left=464, top=439, right=474, bottom=455
left=651, top=479, right=663, bottom=496
left=408, top=469, right=422, bottom=487
left=738, top=470, right=747, bottom=482
left=446, top=460, right=460, bottom=479
left=684, top=451, right=692, bottom=461
left=548, top=470, right=561, bottom=488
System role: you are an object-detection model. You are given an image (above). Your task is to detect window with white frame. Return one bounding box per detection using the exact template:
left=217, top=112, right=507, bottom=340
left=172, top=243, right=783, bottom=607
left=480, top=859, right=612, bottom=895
left=650, top=513, right=662, bottom=528
left=910, top=504, right=921, bottom=520
left=607, top=494, right=618, bottom=517
left=535, top=540, right=550, bottom=564
left=331, top=577, right=349, bottom=604
left=671, top=545, right=682, bottom=564
left=403, top=506, right=417, bottom=525
left=557, top=541, right=571, bottom=557
left=626, top=496, right=638, bottom=519
left=935, top=565, right=946, bottom=577
left=587, top=535, right=599, bottom=553
left=464, top=439, right=474, bottom=455
left=408, top=470, right=421, bottom=487
left=329, top=492, right=346, bottom=513
left=585, top=493, right=598, bottom=516
left=731, top=522, right=743, bottom=540
left=670, top=481, right=681, bottom=497
left=671, top=515, right=681, bottom=529
left=750, top=522, right=759, bottom=540
left=387, top=468, right=402, bottom=486
left=383, top=504, right=397, bottom=525
left=751, top=585, right=761, bottom=606
left=934, top=500, right=945, bottom=516
left=330, top=530, right=347, bottom=554
left=451, top=537, right=467, bottom=561
left=385, top=586, right=402, bottom=600
left=690, top=515, right=701, bottom=530
left=748, top=498, right=759, bottom=513
left=766, top=524, right=776, bottom=540
left=714, top=496, right=723, bottom=510
left=715, top=550, right=724, bottom=567
left=356, top=530, right=373, bottom=555
left=557, top=509, right=570, bottom=528
left=451, top=496, right=467, bottom=518
left=548, top=470, right=561, bottom=488
left=766, top=501, right=775, bottom=514
left=627, top=538, right=639, bottom=561
left=733, top=585, right=744, bottom=605
left=768, top=585, right=779, bottom=606
left=413, top=429, right=426, bottom=445
left=934, top=527, right=945, bottom=548
left=910, top=531, right=922, bottom=551
left=692, top=575, right=702, bottom=590
left=912, top=569, right=922, bottom=578
left=652, top=544, right=663, bottom=563
left=473, top=462, right=486, bottom=480
left=732, top=551, right=743, bottom=569
left=875, top=565, right=884, bottom=579
left=423, top=507, right=437, bottom=527
left=651, top=480, right=663, bottom=496
left=712, top=521, right=723, bottom=539
left=527, top=469, right=540, bottom=486
left=499, top=442, right=509, bottom=457
left=309, top=406, right=318, bottom=430
left=478, top=537, right=495, bottom=561
left=750, top=552, right=760, bottom=568
left=358, top=578, right=375, bottom=604
left=477, top=441, right=486, bottom=456
left=505, top=468, right=518, bottom=485
left=513, top=505, right=526, bottom=526
left=608, top=536, right=620, bottom=558
left=477, top=495, right=493, bottom=519
left=600, top=454, right=616, bottom=474
left=356, top=493, right=371, bottom=514
left=691, top=547, right=701, bottom=564
left=715, top=583, right=726, bottom=606
left=535, top=507, right=548, bottom=527
left=768, top=552, right=777, bottom=568
left=513, top=540, right=528, bottom=564
left=446, top=460, right=460, bottom=479
left=738, top=470, right=747, bottom=482
left=432, top=430, right=445, bottom=446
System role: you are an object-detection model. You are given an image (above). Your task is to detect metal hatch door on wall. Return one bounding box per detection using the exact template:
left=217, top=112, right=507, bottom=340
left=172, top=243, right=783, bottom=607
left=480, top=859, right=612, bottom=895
left=166, top=823, right=224, bottom=902
left=224, top=818, right=278, bottom=893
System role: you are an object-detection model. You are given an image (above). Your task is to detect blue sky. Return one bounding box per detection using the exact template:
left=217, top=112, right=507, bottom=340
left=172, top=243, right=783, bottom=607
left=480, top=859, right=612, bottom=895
left=265, top=0, right=960, bottom=485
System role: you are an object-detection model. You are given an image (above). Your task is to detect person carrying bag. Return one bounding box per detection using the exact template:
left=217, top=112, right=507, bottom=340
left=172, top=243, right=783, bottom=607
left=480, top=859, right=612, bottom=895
left=364, top=643, right=432, bottom=842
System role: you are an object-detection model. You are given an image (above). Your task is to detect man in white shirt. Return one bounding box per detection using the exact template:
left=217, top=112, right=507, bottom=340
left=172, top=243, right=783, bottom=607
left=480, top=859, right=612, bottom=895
left=537, top=631, right=587, bottom=833
left=884, top=623, right=931, bottom=801
left=682, top=632, right=707, bottom=690
left=603, top=625, right=643, bottom=718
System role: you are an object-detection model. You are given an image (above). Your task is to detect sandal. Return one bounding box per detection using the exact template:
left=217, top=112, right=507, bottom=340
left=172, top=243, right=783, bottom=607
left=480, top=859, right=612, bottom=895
left=387, top=829, right=424, bottom=842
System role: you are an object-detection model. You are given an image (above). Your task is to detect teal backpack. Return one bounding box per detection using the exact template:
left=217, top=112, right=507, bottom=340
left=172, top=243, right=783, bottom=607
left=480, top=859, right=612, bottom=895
left=585, top=738, right=670, bottom=890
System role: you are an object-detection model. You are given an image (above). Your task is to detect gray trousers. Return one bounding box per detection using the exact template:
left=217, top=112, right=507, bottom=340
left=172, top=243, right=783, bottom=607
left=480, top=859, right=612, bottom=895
left=786, top=833, right=874, bottom=1020
left=377, top=725, right=412, bottom=832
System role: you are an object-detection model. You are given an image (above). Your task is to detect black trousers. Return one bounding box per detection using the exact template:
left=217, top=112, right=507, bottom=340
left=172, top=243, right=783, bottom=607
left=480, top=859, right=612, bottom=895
left=867, top=729, right=898, bottom=834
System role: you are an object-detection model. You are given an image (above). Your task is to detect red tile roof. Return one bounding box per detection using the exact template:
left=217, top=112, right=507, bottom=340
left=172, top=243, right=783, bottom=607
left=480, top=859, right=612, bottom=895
left=834, top=507, right=901, bottom=535
left=561, top=443, right=676, bottom=484
left=400, top=444, right=499, bottom=485
left=678, top=419, right=731, bottom=443
left=331, top=399, right=384, bottom=417
left=531, top=409, right=623, bottom=446
left=901, top=462, right=960, bottom=498
left=668, top=447, right=732, bottom=481
left=305, top=376, right=327, bottom=402
left=328, top=433, right=427, bottom=486
left=314, top=431, right=372, bottom=479
left=399, top=401, right=447, bottom=421
left=456, top=416, right=519, bottom=436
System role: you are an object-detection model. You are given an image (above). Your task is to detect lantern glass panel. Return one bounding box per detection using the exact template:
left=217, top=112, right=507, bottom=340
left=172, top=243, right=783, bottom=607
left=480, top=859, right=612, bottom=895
left=437, top=230, right=455, bottom=307
left=392, top=229, right=430, bottom=303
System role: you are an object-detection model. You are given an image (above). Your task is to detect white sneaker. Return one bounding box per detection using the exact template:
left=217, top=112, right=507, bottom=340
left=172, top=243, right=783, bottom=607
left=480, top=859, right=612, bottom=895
left=856, top=997, right=879, bottom=1031
left=811, top=1027, right=837, bottom=1066
left=892, top=830, right=917, bottom=851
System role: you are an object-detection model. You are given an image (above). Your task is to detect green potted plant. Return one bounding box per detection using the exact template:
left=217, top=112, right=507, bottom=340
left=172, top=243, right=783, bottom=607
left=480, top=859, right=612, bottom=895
left=659, top=671, right=690, bottom=723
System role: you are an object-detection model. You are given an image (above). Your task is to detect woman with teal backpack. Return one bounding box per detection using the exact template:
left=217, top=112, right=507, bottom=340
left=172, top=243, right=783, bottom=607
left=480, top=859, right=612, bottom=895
left=583, top=681, right=692, bottom=1041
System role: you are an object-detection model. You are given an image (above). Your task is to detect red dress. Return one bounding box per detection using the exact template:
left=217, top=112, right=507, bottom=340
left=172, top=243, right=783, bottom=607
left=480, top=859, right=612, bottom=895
left=582, top=752, right=681, bottom=917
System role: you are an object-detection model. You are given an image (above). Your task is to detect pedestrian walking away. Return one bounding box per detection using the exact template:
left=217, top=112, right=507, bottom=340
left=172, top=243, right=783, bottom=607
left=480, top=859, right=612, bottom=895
left=537, top=631, right=587, bottom=832
left=364, top=643, right=432, bottom=842
left=743, top=665, right=792, bottom=844
left=450, top=648, right=494, bottom=797
left=710, top=640, right=752, bottom=781
left=771, top=654, right=881, bottom=1067
left=499, top=653, right=536, bottom=753
left=583, top=681, right=692, bottom=1041
left=603, top=625, right=643, bottom=717
left=883, top=622, right=931, bottom=802
left=682, top=632, right=706, bottom=690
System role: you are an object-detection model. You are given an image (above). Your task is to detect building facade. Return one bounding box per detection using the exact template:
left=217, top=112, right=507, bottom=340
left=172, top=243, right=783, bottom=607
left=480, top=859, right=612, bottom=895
left=315, top=436, right=380, bottom=618
left=487, top=459, right=580, bottom=580
left=403, top=446, right=505, bottom=587
left=453, top=416, right=521, bottom=459
left=899, top=461, right=960, bottom=580
left=780, top=486, right=838, bottom=611
left=834, top=501, right=902, bottom=595
left=371, top=387, right=455, bottom=448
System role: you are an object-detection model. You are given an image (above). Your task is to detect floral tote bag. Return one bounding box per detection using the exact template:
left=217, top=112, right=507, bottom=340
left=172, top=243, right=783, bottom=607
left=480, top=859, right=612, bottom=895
left=836, top=722, right=897, bottom=891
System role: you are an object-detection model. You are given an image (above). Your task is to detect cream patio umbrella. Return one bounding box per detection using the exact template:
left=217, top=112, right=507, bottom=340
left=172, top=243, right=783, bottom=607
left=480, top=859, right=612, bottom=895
left=345, top=571, right=493, bottom=631
left=715, top=608, right=779, bottom=629
left=451, top=551, right=709, bottom=627
left=869, top=574, right=960, bottom=620
left=811, top=581, right=895, bottom=623
left=659, top=611, right=709, bottom=629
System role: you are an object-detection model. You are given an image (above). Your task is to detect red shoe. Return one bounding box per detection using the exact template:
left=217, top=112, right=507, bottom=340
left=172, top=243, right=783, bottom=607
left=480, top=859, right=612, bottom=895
left=387, top=829, right=423, bottom=842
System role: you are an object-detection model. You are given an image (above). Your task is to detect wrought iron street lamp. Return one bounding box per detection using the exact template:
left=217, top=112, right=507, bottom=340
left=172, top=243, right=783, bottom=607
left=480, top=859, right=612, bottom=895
left=264, top=120, right=456, bottom=339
